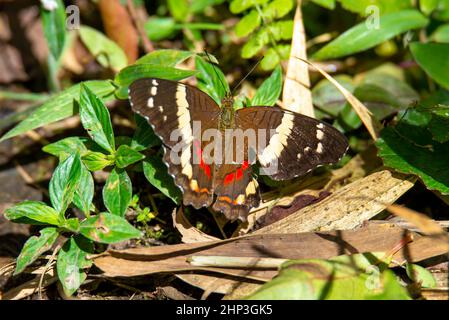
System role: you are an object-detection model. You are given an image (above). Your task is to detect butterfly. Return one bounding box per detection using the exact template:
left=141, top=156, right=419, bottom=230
left=128, top=77, right=348, bottom=221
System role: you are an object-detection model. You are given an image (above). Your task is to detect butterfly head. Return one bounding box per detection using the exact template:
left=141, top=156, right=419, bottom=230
left=221, top=92, right=234, bottom=110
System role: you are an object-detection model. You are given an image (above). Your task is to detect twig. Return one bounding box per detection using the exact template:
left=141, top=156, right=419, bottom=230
left=127, top=0, right=154, bottom=53
left=38, top=240, right=65, bottom=300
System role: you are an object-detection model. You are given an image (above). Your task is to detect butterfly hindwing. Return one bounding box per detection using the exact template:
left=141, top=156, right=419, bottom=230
left=236, top=106, right=348, bottom=180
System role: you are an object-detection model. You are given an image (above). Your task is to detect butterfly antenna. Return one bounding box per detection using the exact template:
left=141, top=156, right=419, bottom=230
left=203, top=51, right=229, bottom=96
left=231, top=56, right=263, bottom=96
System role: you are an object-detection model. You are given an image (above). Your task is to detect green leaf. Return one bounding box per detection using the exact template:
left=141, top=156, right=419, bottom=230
left=15, top=227, right=59, bottom=275
left=251, top=65, right=282, bottom=106
left=431, top=24, right=449, bottom=43
left=230, top=0, right=270, bottom=13
left=406, top=263, right=437, bottom=288
left=311, top=0, right=335, bottom=9
left=338, top=0, right=412, bottom=16
left=79, top=84, right=116, bottom=153
left=57, top=236, right=93, bottom=296
left=79, top=25, right=128, bottom=73
left=235, top=10, right=261, bottom=37
left=81, top=151, right=114, bottom=171
left=410, top=42, right=449, bottom=90
left=72, top=164, right=94, bottom=215
left=313, top=10, right=428, bottom=60
left=80, top=212, right=142, bottom=244
left=43, top=137, right=90, bottom=161
left=144, top=17, right=177, bottom=41
left=167, top=0, right=189, bottom=22
left=49, top=154, right=83, bottom=214
left=376, top=109, right=449, bottom=194
left=130, top=115, right=161, bottom=151
left=136, top=49, right=194, bottom=67
left=115, top=145, right=145, bottom=168
left=40, top=0, right=66, bottom=59
left=103, top=168, right=132, bottom=217
left=115, top=65, right=197, bottom=99
left=262, top=0, right=294, bottom=21
left=4, top=201, right=61, bottom=226
left=242, top=21, right=294, bottom=59
left=247, top=252, right=409, bottom=300
left=0, top=80, right=115, bottom=142
left=195, top=56, right=229, bottom=105
left=312, top=75, right=355, bottom=117
left=260, top=45, right=291, bottom=71
left=143, top=156, right=182, bottom=205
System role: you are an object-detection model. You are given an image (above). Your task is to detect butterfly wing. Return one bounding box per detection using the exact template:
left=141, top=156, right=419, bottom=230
left=236, top=106, right=348, bottom=180
left=129, top=78, right=221, bottom=208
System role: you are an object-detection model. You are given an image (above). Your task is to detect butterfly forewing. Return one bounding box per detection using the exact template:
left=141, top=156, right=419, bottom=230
left=129, top=78, right=220, bottom=209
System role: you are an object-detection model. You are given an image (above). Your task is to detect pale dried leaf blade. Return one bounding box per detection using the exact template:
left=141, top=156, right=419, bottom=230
left=297, top=58, right=382, bottom=140
left=282, top=2, right=314, bottom=117
left=172, top=208, right=220, bottom=243
left=387, top=205, right=449, bottom=240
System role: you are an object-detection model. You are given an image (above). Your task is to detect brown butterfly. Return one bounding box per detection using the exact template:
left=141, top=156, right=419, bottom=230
left=128, top=78, right=348, bottom=221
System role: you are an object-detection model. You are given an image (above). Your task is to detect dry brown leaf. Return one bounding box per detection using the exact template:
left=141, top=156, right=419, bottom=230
left=282, top=1, right=314, bottom=117
left=2, top=269, right=57, bottom=300
left=254, top=170, right=416, bottom=234
left=98, top=0, right=138, bottom=64
left=172, top=207, right=220, bottom=243
left=297, top=58, right=382, bottom=140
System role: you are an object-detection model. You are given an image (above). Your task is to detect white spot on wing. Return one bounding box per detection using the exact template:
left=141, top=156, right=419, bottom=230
left=147, top=97, right=154, bottom=108
left=176, top=85, right=193, bottom=178
left=297, top=153, right=302, bottom=159
left=259, top=113, right=294, bottom=166
left=316, top=129, right=324, bottom=140
left=151, top=86, right=157, bottom=96
left=317, top=142, right=323, bottom=154
left=152, top=79, right=159, bottom=86
left=317, top=123, right=324, bottom=129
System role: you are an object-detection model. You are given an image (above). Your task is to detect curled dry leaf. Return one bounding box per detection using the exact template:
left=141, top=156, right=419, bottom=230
left=98, top=0, right=138, bottom=64
left=172, top=208, right=220, bottom=243
left=298, top=58, right=382, bottom=140
left=282, top=1, right=314, bottom=117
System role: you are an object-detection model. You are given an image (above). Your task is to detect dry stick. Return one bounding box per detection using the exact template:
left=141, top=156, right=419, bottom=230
left=127, top=0, right=154, bottom=53
left=282, top=0, right=314, bottom=117
left=38, top=240, right=65, bottom=300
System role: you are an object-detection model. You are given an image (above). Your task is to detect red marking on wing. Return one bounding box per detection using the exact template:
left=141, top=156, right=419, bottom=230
left=194, top=140, right=211, bottom=179
left=223, top=161, right=251, bottom=186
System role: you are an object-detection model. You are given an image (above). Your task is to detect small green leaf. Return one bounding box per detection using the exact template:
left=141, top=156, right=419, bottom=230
left=338, top=0, right=412, bottom=16
left=311, top=0, right=335, bottom=9
left=4, top=201, right=61, bottom=226
left=312, top=75, right=355, bottom=117
left=195, top=56, right=229, bottom=105
left=262, top=0, right=294, bottom=21
left=15, top=227, right=59, bottom=275
left=72, top=164, right=94, bottom=215
left=43, top=137, right=90, bottom=161
left=57, top=236, right=93, bottom=296
left=60, top=218, right=80, bottom=233
left=131, top=115, right=161, bottom=151
left=431, top=24, right=449, bottom=43
left=80, top=212, right=142, bottom=244
left=376, top=109, right=449, bottom=194
left=49, top=154, right=83, bottom=214
left=144, top=17, right=177, bottom=41
left=115, top=145, right=145, bottom=168
left=0, top=80, right=116, bottom=142
left=167, top=0, right=189, bottom=22
left=251, top=65, right=282, bottom=106
left=79, top=25, right=128, bottom=73
left=260, top=45, right=291, bottom=71
left=405, top=263, right=437, bottom=288
left=79, top=84, right=115, bottom=153
left=143, top=156, right=182, bottom=205
left=235, top=9, right=261, bottom=38
left=313, top=10, right=428, bottom=60
left=115, top=65, right=197, bottom=99
left=103, top=168, right=132, bottom=217
left=136, top=49, right=194, bottom=67
left=230, top=0, right=270, bottom=13
left=411, top=42, right=449, bottom=90
left=81, top=151, right=114, bottom=171
left=40, top=0, right=66, bottom=59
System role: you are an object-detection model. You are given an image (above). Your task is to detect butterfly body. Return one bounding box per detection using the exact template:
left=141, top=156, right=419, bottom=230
left=129, top=78, right=348, bottom=221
